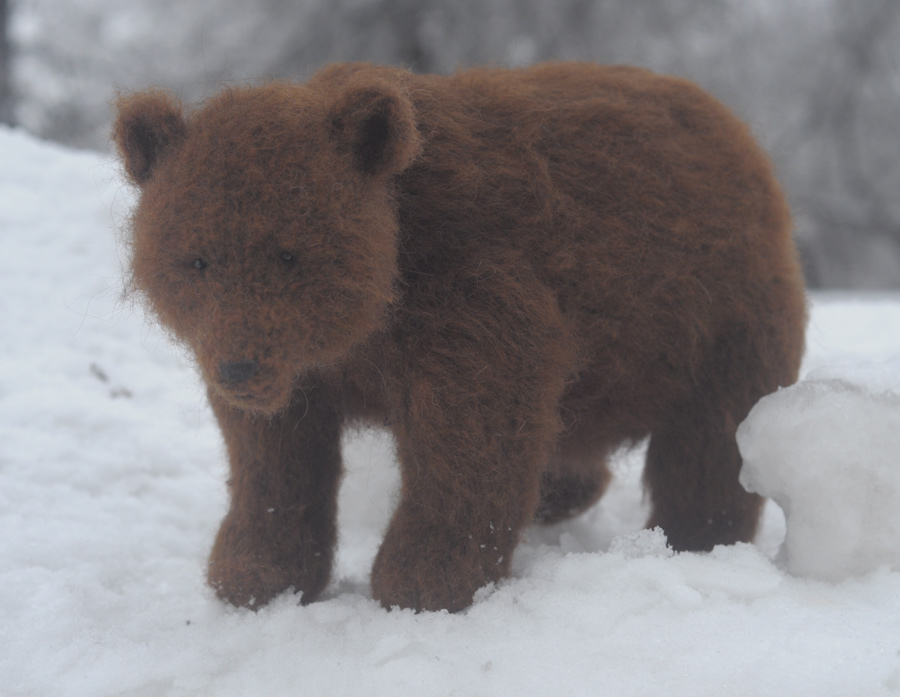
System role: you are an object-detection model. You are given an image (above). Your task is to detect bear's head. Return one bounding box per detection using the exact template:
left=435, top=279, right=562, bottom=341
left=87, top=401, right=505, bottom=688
left=113, top=73, right=421, bottom=414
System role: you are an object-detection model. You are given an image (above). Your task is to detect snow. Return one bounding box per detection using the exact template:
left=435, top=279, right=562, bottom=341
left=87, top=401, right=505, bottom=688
left=2, top=126, right=900, bottom=696
left=739, top=359, right=900, bottom=582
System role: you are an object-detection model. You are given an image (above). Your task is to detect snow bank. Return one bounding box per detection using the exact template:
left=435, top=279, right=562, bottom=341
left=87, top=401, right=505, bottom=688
left=3, top=127, right=900, bottom=697
left=739, top=359, right=900, bottom=581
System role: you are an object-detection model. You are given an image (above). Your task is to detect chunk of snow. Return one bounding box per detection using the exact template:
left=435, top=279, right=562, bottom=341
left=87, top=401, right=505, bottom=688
left=608, top=527, right=673, bottom=560
left=738, top=358, right=900, bottom=581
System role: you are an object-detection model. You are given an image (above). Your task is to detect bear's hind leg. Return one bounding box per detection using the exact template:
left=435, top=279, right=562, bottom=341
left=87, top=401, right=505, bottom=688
left=644, top=293, right=804, bottom=552
left=535, top=442, right=611, bottom=524
left=643, top=396, right=762, bottom=552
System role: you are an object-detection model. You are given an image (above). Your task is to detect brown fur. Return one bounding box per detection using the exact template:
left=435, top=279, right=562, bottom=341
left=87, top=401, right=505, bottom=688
left=113, top=62, right=806, bottom=613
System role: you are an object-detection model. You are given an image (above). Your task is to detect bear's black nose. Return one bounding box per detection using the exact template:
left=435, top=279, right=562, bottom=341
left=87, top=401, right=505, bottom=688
left=218, top=360, right=260, bottom=384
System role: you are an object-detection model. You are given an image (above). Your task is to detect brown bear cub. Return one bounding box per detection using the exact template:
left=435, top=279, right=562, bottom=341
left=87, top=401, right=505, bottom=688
left=114, top=62, right=806, bottom=613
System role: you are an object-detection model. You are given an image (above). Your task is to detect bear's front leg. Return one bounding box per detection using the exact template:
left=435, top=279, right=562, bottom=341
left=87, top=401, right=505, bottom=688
left=371, top=271, right=572, bottom=612
left=206, top=385, right=342, bottom=609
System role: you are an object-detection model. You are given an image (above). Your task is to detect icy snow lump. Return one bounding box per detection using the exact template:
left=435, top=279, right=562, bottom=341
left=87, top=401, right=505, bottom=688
left=737, top=358, right=900, bottom=581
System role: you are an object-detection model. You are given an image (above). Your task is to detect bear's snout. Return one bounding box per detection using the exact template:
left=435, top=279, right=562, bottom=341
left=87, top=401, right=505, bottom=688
left=212, top=357, right=294, bottom=414
left=218, top=360, right=260, bottom=384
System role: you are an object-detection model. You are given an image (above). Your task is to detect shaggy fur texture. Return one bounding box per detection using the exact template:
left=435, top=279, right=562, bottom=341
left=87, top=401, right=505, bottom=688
left=113, top=62, right=806, bottom=613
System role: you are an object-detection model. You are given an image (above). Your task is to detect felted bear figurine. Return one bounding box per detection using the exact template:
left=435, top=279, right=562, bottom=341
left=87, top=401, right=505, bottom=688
left=113, top=62, right=806, bottom=613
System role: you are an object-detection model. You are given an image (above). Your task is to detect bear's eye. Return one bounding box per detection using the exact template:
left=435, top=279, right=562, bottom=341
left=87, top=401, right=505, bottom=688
left=192, top=257, right=208, bottom=271
left=280, top=251, right=296, bottom=265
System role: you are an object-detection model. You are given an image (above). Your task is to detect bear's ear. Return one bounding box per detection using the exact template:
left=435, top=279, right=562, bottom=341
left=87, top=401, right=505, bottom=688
left=112, top=90, right=186, bottom=186
left=327, top=82, right=421, bottom=177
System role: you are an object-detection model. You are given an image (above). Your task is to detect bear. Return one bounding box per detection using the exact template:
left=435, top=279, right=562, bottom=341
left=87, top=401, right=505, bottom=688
left=113, top=62, right=806, bottom=613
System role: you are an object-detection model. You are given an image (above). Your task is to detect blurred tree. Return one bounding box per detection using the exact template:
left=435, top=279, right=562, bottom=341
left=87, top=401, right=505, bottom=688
left=7, top=0, right=900, bottom=286
left=0, top=0, right=13, bottom=126
left=780, top=0, right=900, bottom=286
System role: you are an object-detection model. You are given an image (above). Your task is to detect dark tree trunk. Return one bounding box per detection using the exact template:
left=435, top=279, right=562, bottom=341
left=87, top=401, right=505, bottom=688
left=0, top=0, right=13, bottom=126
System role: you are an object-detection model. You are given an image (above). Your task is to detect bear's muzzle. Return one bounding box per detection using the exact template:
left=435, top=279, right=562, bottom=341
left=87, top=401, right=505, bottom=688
left=218, top=360, right=261, bottom=384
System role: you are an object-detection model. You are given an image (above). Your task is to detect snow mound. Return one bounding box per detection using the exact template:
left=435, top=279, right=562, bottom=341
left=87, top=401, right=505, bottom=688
left=738, top=358, right=900, bottom=581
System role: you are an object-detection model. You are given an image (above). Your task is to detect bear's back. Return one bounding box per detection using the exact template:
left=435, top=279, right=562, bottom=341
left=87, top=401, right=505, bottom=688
left=394, top=63, right=802, bottom=423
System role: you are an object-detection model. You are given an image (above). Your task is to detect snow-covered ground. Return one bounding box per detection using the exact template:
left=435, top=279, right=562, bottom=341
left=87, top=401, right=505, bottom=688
left=2, top=127, right=899, bottom=697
